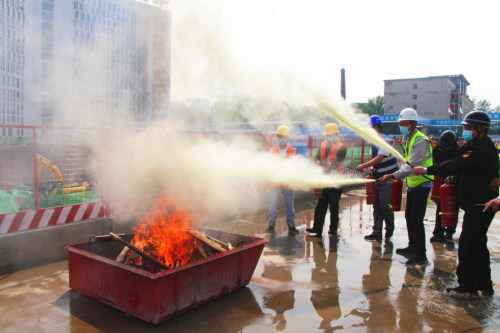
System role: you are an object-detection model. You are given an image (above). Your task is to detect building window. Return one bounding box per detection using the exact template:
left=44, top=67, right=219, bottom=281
left=413, top=105, right=417, bottom=110
left=413, top=84, right=417, bottom=89
left=413, top=94, right=417, bottom=100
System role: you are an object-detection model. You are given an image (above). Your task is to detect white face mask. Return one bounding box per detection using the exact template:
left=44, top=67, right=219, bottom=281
left=327, top=136, right=336, bottom=144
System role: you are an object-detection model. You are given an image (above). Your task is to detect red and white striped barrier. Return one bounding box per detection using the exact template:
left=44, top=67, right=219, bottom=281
left=0, top=202, right=104, bottom=235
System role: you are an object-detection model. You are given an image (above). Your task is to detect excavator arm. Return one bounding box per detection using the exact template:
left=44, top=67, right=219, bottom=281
left=36, top=154, right=63, bottom=183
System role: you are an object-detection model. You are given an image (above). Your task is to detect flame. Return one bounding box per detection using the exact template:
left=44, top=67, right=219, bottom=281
left=131, top=196, right=198, bottom=270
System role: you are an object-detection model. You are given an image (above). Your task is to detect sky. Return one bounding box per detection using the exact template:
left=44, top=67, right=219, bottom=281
left=169, top=0, right=500, bottom=107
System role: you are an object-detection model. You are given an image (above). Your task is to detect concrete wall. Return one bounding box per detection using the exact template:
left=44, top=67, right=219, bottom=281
left=0, top=212, right=142, bottom=274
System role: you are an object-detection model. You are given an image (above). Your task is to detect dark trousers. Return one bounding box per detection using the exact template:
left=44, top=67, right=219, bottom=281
left=433, top=200, right=458, bottom=237
left=313, top=187, right=342, bottom=233
left=457, top=209, right=495, bottom=291
left=404, top=187, right=431, bottom=256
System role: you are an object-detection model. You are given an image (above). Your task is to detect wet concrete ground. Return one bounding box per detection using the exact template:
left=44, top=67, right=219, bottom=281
left=2, top=189, right=500, bottom=332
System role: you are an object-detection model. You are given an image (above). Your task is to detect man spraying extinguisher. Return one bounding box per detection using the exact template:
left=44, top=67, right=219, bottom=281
left=306, top=123, right=347, bottom=237
left=414, top=111, right=499, bottom=297
left=379, top=108, right=434, bottom=266
left=266, top=125, right=300, bottom=234
left=355, top=115, right=399, bottom=240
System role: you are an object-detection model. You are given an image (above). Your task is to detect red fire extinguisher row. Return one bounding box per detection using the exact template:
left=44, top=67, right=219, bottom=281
left=440, top=181, right=457, bottom=227
left=365, top=174, right=376, bottom=205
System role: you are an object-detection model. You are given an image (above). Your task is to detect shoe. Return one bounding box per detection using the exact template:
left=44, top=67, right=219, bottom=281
left=266, top=226, right=275, bottom=233
left=385, top=231, right=394, bottom=239
left=328, top=230, right=338, bottom=235
left=306, top=228, right=320, bottom=234
left=364, top=234, right=382, bottom=240
left=405, top=256, right=428, bottom=266
left=445, top=234, right=453, bottom=240
left=396, top=247, right=415, bottom=255
left=446, top=286, right=479, bottom=297
left=288, top=227, right=299, bottom=234
left=430, top=235, right=446, bottom=243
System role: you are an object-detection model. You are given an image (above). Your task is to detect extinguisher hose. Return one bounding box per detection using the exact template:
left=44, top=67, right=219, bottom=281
left=405, top=161, right=446, bottom=183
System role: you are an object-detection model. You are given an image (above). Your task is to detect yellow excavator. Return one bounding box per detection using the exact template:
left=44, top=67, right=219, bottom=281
left=37, top=154, right=87, bottom=196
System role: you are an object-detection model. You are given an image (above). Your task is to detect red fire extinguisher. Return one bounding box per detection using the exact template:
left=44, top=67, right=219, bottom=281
left=366, top=174, right=376, bottom=205
left=313, top=188, right=323, bottom=199
left=440, top=181, right=457, bottom=227
left=390, top=179, right=403, bottom=211
left=430, top=176, right=444, bottom=202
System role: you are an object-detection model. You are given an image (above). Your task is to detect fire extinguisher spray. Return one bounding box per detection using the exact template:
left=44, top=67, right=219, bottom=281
left=390, top=179, right=403, bottom=211
left=440, top=180, right=457, bottom=227
left=365, top=174, right=376, bottom=205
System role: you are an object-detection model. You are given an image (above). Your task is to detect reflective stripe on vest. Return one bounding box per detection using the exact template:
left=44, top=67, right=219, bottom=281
left=405, top=131, right=434, bottom=188
left=320, top=141, right=344, bottom=171
left=271, top=146, right=297, bottom=158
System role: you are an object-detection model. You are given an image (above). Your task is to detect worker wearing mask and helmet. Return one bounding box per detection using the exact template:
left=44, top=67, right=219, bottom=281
left=430, top=130, right=460, bottom=243
left=414, top=111, right=499, bottom=297
left=356, top=115, right=399, bottom=240
left=307, top=123, right=347, bottom=236
left=379, top=108, right=434, bottom=266
left=266, top=125, right=300, bottom=234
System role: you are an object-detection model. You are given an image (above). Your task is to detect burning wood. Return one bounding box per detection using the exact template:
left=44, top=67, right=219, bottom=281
left=187, top=228, right=233, bottom=252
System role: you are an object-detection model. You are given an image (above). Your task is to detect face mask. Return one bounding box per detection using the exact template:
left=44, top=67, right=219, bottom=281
left=327, top=136, right=336, bottom=144
left=278, top=138, right=288, bottom=146
left=399, top=126, right=410, bottom=136
left=463, top=130, right=474, bottom=142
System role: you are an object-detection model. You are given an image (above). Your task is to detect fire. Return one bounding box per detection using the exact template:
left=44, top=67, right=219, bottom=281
left=132, top=196, right=198, bottom=270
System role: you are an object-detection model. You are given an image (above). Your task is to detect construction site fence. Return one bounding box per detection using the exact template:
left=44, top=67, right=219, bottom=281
left=0, top=126, right=403, bottom=234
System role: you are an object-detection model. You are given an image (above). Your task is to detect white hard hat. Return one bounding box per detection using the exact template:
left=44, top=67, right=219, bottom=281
left=399, top=108, right=418, bottom=121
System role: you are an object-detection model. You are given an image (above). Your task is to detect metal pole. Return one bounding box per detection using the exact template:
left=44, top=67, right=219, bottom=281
left=308, top=135, right=313, bottom=160
left=32, top=128, right=39, bottom=210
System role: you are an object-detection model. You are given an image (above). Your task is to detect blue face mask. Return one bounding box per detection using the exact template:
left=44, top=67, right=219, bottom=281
left=278, top=138, right=288, bottom=146
left=399, top=126, right=410, bottom=136
left=463, top=130, right=474, bottom=142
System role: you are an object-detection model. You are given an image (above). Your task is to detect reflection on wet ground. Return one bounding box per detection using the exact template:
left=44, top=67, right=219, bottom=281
left=2, top=189, right=500, bottom=332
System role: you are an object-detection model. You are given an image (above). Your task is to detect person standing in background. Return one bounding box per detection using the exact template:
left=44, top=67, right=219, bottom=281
left=267, top=125, right=300, bottom=234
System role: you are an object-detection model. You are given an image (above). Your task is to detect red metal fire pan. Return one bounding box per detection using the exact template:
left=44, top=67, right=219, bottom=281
left=66, top=229, right=267, bottom=325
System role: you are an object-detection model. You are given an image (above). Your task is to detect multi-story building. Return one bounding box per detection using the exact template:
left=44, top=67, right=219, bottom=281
left=0, top=0, right=25, bottom=137
left=384, top=75, right=473, bottom=120
left=15, top=0, right=171, bottom=130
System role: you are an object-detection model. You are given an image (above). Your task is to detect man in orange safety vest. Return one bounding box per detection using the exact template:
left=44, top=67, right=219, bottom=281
left=307, top=123, right=347, bottom=236
left=266, top=125, right=300, bottom=234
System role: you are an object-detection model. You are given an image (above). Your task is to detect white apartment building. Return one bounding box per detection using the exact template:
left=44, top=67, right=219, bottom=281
left=384, top=75, right=473, bottom=120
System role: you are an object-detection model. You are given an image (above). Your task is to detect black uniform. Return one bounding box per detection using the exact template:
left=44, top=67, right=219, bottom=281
left=427, top=135, right=499, bottom=292
left=312, top=142, right=347, bottom=234
left=432, top=144, right=460, bottom=238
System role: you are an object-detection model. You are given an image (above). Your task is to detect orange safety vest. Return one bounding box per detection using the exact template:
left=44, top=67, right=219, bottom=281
left=314, top=141, right=344, bottom=198
left=270, top=146, right=297, bottom=188
left=319, top=141, right=344, bottom=172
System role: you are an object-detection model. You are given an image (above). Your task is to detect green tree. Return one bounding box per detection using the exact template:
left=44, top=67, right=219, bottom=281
left=472, top=98, right=492, bottom=112
left=357, top=95, right=384, bottom=115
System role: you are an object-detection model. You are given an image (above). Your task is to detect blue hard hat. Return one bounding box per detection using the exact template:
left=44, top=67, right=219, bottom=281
left=370, top=115, right=383, bottom=126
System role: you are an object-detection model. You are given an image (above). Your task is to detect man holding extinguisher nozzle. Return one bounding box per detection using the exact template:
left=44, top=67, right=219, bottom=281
left=307, top=123, right=347, bottom=237
left=355, top=115, right=399, bottom=240
left=379, top=108, right=434, bottom=266
left=414, top=111, right=499, bottom=297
